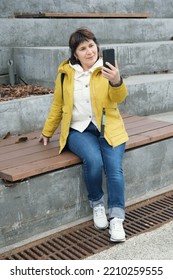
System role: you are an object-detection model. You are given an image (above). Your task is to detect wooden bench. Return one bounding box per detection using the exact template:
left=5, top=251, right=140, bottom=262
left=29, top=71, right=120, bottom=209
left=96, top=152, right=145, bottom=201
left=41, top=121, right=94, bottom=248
left=14, top=13, right=150, bottom=19
left=1, top=114, right=173, bottom=183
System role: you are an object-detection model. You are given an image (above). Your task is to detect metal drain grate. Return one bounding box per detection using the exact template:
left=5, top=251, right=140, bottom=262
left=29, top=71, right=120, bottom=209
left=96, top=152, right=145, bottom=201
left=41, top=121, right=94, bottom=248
left=1, top=190, right=173, bottom=260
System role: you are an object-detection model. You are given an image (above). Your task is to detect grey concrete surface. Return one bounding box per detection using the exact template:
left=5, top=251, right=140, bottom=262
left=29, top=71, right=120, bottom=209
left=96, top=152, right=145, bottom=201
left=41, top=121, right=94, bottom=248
left=0, top=0, right=173, bottom=18
left=121, top=74, right=173, bottom=115
left=0, top=48, right=13, bottom=75
left=86, top=220, right=173, bottom=260
left=0, top=74, right=9, bottom=85
left=0, top=94, right=53, bottom=137
left=0, top=137, right=173, bottom=249
left=1, top=18, right=173, bottom=47
left=1, top=41, right=173, bottom=87
left=7, top=41, right=173, bottom=87
left=1, top=75, right=173, bottom=138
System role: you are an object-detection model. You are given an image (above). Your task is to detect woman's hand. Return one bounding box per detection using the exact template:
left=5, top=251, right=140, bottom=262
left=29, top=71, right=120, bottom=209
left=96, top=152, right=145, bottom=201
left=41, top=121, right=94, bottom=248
left=102, top=61, right=121, bottom=86
left=39, top=134, right=50, bottom=146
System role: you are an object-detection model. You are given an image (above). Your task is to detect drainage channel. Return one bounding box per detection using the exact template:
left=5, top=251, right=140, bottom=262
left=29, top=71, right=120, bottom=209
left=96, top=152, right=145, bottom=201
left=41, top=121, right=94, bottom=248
left=1, top=190, right=173, bottom=260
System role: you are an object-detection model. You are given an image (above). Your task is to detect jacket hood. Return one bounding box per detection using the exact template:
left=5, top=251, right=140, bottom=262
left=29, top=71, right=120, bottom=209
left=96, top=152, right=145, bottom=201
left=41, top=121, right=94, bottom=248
left=58, top=60, right=71, bottom=74
left=58, top=59, right=102, bottom=76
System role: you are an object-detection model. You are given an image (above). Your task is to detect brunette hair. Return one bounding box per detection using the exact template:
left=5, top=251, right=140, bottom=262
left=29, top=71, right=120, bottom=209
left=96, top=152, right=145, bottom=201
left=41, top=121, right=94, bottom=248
left=68, top=27, right=100, bottom=65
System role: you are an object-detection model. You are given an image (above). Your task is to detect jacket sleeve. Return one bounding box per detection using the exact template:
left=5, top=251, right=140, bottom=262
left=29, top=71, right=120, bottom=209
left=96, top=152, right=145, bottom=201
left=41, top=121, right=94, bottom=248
left=42, top=73, right=63, bottom=137
left=109, top=80, right=128, bottom=103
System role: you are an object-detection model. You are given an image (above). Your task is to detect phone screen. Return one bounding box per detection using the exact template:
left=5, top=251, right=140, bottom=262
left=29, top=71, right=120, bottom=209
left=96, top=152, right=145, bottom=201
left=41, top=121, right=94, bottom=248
left=103, top=49, right=115, bottom=69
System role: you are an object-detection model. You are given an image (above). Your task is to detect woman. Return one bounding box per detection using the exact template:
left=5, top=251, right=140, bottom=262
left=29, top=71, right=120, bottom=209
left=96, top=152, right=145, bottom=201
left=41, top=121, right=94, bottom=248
left=39, top=27, right=129, bottom=242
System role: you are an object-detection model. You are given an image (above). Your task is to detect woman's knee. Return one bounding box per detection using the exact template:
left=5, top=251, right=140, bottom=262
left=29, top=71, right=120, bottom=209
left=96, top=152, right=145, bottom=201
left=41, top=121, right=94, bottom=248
left=84, top=153, right=103, bottom=169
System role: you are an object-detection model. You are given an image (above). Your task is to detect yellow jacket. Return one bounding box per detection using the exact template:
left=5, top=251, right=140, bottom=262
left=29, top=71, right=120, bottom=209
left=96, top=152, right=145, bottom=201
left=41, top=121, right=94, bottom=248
left=42, top=60, right=129, bottom=153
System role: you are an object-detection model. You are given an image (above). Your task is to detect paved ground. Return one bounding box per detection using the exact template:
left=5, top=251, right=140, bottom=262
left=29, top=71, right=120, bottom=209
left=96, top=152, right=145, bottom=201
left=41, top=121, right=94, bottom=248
left=86, top=220, right=173, bottom=260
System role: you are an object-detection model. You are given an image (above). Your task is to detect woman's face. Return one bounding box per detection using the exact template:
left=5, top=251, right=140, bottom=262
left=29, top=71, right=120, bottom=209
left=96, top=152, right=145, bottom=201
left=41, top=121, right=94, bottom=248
left=75, top=39, right=98, bottom=71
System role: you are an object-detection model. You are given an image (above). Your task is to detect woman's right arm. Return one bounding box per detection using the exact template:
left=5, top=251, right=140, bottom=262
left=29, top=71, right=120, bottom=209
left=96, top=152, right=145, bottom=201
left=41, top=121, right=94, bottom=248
left=39, top=73, right=63, bottom=144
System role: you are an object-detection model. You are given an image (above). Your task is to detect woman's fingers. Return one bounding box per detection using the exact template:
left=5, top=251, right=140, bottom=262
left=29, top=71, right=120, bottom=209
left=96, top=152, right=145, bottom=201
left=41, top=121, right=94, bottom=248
left=39, top=134, right=49, bottom=146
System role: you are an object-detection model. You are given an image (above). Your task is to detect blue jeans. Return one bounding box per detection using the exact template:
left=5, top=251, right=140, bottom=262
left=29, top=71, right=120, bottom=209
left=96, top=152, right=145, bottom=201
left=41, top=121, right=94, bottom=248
left=67, top=122, right=126, bottom=219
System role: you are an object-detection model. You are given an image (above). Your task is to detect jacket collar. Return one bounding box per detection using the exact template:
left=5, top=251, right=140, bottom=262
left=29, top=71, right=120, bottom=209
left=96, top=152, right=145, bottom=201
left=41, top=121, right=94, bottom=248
left=69, top=58, right=103, bottom=78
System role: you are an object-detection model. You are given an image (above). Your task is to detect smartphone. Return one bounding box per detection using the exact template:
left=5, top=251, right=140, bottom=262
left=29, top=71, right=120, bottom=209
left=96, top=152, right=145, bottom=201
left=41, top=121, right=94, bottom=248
left=103, top=49, right=115, bottom=69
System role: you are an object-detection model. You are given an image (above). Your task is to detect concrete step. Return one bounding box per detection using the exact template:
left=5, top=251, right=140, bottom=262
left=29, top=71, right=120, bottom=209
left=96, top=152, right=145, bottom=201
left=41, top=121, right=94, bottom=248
left=0, top=130, right=173, bottom=249
left=8, top=41, right=173, bottom=87
left=0, top=0, right=173, bottom=18
left=1, top=73, right=173, bottom=138
left=0, top=48, right=12, bottom=75
left=0, top=94, right=53, bottom=138
left=121, top=73, right=173, bottom=115
left=0, top=74, right=9, bottom=85
left=1, top=18, right=173, bottom=47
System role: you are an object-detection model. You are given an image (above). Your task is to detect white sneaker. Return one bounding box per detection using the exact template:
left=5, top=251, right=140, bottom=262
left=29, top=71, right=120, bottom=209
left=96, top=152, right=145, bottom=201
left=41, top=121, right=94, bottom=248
left=93, top=205, right=108, bottom=229
left=109, top=217, right=126, bottom=242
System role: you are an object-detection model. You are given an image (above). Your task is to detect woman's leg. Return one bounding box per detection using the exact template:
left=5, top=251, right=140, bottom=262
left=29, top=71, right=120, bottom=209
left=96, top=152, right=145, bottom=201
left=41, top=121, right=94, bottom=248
left=67, top=123, right=104, bottom=205
left=99, top=138, right=126, bottom=219
left=67, top=123, right=108, bottom=229
left=99, top=139, right=126, bottom=241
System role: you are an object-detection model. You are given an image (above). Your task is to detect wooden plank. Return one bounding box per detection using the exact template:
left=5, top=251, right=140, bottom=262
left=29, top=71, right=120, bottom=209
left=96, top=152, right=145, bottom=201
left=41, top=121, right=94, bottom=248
left=0, top=146, right=59, bottom=170
left=0, top=151, right=81, bottom=182
left=126, top=134, right=151, bottom=149
left=123, top=115, right=146, bottom=123
left=1, top=114, right=173, bottom=182
left=14, top=13, right=150, bottom=19
left=0, top=130, right=41, bottom=147
left=0, top=133, right=59, bottom=156
left=0, top=140, right=59, bottom=161
left=141, top=124, right=173, bottom=140
left=2, top=123, right=173, bottom=182
left=0, top=129, right=60, bottom=148
left=127, top=120, right=173, bottom=136
left=126, top=125, right=173, bottom=149
left=43, top=13, right=151, bottom=18
left=120, top=113, right=132, bottom=119
left=125, top=118, right=159, bottom=129
left=0, top=116, right=158, bottom=159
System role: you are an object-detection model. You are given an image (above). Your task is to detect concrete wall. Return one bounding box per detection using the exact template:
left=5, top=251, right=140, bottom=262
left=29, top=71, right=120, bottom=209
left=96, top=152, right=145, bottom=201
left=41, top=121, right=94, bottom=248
left=0, top=48, right=13, bottom=75
left=1, top=18, right=173, bottom=47
left=11, top=42, right=173, bottom=87
left=2, top=41, right=173, bottom=86
left=0, top=95, right=53, bottom=137
left=121, top=73, right=173, bottom=115
left=1, top=0, right=173, bottom=18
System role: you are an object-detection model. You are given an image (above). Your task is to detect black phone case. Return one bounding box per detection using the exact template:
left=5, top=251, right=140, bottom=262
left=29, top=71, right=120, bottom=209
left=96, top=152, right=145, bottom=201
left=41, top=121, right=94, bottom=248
left=103, top=49, right=115, bottom=68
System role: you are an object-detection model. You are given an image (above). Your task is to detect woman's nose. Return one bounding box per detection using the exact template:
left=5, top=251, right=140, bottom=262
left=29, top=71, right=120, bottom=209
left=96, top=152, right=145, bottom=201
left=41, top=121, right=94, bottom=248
left=86, top=48, right=92, bottom=54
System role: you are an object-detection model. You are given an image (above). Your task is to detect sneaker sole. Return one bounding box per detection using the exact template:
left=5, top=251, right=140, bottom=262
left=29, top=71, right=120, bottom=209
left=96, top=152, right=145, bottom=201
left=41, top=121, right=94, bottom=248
left=94, top=222, right=109, bottom=230
left=110, top=237, right=126, bottom=242
left=109, top=230, right=126, bottom=242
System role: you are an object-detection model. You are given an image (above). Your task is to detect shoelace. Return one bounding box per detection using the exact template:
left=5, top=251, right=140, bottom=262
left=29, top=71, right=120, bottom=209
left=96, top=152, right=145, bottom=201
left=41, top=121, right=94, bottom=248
left=111, top=219, right=123, bottom=231
left=94, top=207, right=105, bottom=217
